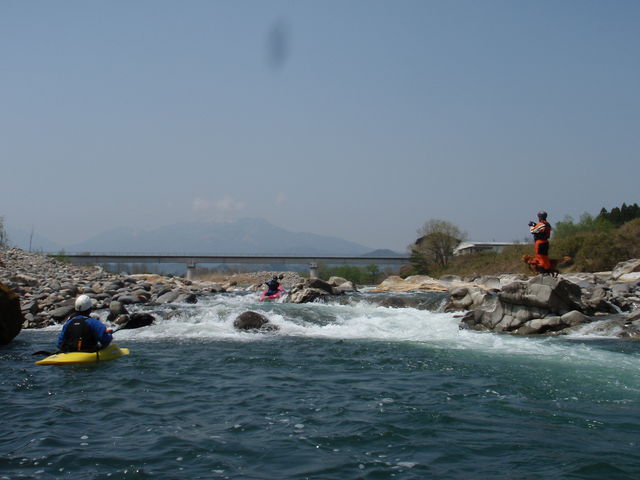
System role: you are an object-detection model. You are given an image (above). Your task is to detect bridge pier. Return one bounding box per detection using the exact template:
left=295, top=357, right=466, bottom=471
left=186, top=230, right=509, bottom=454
left=186, top=262, right=196, bottom=280
left=309, top=262, right=318, bottom=279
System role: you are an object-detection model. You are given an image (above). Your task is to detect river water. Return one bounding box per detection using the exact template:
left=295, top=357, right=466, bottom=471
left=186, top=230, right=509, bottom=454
left=1, top=291, right=639, bottom=479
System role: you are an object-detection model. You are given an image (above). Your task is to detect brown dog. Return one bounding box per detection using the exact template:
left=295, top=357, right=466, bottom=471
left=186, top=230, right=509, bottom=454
left=522, top=254, right=571, bottom=277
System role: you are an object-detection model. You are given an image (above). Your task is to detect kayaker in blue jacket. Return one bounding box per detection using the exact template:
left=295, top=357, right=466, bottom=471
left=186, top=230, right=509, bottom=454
left=57, top=295, right=113, bottom=352
left=264, top=275, right=282, bottom=296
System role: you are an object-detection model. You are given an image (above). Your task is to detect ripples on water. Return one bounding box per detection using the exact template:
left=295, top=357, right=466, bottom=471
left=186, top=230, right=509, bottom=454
left=1, top=292, right=639, bottom=479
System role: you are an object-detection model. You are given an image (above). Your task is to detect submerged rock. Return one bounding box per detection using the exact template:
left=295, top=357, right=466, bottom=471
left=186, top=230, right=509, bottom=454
left=233, top=311, right=278, bottom=331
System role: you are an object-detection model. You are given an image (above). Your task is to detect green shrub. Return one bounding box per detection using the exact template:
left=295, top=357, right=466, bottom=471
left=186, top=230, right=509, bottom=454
left=615, top=218, right=640, bottom=259
left=318, top=264, right=383, bottom=285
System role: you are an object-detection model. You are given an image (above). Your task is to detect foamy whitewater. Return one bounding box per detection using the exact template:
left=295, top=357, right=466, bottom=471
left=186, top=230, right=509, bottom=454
left=2, top=291, right=639, bottom=479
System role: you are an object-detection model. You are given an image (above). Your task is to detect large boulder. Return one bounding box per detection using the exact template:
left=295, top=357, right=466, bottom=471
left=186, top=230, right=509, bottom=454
left=457, top=276, right=590, bottom=335
left=499, top=276, right=585, bottom=313
left=233, top=311, right=278, bottom=331
left=286, top=287, right=329, bottom=304
left=303, top=278, right=336, bottom=294
left=0, top=282, right=24, bottom=345
left=328, top=276, right=358, bottom=293
left=285, top=278, right=338, bottom=304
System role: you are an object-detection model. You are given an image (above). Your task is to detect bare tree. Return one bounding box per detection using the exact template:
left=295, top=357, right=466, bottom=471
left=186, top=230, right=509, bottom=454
left=0, top=216, right=8, bottom=248
left=410, top=219, right=466, bottom=271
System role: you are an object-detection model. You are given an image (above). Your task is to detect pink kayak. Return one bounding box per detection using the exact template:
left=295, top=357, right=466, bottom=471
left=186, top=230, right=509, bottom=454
left=260, top=285, right=285, bottom=302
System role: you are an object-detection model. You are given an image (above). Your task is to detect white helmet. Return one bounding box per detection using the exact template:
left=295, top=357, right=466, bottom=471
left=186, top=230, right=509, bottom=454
left=74, top=294, right=93, bottom=312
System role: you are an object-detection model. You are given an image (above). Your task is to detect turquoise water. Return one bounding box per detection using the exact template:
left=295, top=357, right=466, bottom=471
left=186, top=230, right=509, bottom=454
left=2, top=292, right=639, bottom=479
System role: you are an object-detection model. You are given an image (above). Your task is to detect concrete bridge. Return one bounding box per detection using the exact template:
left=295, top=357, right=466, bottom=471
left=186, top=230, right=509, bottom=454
left=60, top=253, right=412, bottom=279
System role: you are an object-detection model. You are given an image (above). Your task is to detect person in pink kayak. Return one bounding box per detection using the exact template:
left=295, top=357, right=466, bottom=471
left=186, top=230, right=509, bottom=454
left=263, top=275, right=283, bottom=297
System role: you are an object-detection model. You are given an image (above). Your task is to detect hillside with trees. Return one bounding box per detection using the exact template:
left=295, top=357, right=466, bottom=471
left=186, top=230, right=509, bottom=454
left=409, top=203, right=640, bottom=278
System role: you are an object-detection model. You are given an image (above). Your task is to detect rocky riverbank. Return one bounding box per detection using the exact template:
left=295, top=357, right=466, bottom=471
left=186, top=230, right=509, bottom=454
left=0, top=248, right=304, bottom=339
left=374, top=260, right=640, bottom=339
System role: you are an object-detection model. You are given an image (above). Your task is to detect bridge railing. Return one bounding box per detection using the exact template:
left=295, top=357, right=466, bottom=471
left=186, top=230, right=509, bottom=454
left=57, top=253, right=411, bottom=279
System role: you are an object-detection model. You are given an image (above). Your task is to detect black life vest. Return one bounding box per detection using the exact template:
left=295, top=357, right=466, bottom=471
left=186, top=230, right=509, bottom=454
left=60, top=315, right=99, bottom=352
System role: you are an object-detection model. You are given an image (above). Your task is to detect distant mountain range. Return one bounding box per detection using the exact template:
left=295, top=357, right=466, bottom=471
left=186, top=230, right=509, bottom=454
left=8, top=218, right=402, bottom=256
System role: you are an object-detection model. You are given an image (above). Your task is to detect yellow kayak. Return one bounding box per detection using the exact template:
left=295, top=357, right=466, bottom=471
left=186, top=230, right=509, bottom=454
left=35, top=344, right=130, bottom=365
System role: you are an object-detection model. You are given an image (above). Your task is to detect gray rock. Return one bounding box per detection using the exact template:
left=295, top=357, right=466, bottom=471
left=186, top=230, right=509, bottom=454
left=157, top=291, right=179, bottom=304
left=21, top=301, right=40, bottom=314
left=284, top=278, right=343, bottom=304
left=560, top=310, right=591, bottom=326
left=176, top=293, right=198, bottom=304
left=131, top=289, right=151, bottom=300
left=115, top=295, right=142, bottom=305
left=286, top=287, right=329, bottom=304
left=626, top=310, right=640, bottom=323
left=583, top=287, right=618, bottom=314
left=155, top=287, right=173, bottom=297
left=120, top=313, right=155, bottom=330
left=11, top=274, right=38, bottom=286
left=475, top=276, right=502, bottom=289
left=328, top=276, right=349, bottom=286
left=611, top=259, right=640, bottom=280
left=114, top=314, right=130, bottom=325
left=107, top=301, right=129, bottom=322
left=446, top=286, right=494, bottom=312
left=48, top=304, right=76, bottom=321
left=516, top=316, right=565, bottom=335
left=499, top=276, right=584, bottom=313
left=208, top=283, right=225, bottom=293
left=376, top=295, right=443, bottom=310
left=611, top=283, right=632, bottom=296
left=233, top=311, right=278, bottom=331
left=303, top=278, right=336, bottom=294
left=334, top=281, right=357, bottom=293
left=458, top=277, right=591, bottom=335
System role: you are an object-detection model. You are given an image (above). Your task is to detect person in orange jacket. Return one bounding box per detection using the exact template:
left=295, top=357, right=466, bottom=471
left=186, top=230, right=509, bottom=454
left=528, top=211, right=552, bottom=273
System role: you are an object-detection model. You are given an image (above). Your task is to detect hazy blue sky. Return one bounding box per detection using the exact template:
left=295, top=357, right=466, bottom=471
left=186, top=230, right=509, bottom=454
left=2, top=0, right=639, bottom=251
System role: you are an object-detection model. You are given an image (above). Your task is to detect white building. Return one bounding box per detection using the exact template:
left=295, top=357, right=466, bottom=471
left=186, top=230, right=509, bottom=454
left=453, top=241, right=520, bottom=256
